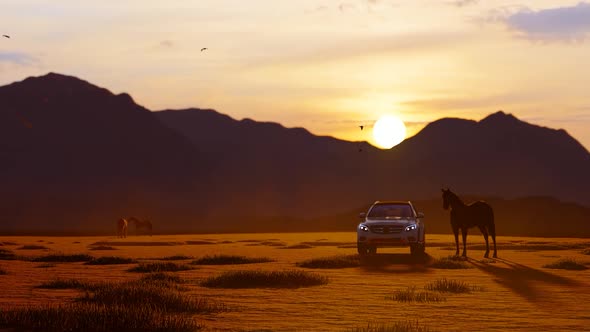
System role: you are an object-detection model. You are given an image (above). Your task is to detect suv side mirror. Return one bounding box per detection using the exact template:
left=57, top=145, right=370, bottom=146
left=417, top=212, right=425, bottom=218
left=359, top=212, right=366, bottom=219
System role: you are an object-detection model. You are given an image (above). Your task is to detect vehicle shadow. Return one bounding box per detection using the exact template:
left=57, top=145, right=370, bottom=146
left=359, top=253, right=433, bottom=274
left=468, top=257, right=584, bottom=305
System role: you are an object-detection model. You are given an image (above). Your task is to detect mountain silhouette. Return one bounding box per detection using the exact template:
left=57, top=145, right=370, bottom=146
left=1, top=73, right=589, bottom=234
left=0, top=73, right=212, bottom=232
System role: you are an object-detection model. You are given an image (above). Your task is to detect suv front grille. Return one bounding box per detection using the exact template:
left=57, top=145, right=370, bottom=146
left=368, top=225, right=404, bottom=234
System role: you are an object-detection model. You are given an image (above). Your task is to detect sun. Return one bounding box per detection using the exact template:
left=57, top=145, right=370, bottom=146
left=373, top=115, right=407, bottom=149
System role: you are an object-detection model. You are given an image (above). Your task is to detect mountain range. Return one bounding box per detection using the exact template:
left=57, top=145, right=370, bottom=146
left=1, top=73, right=589, bottom=236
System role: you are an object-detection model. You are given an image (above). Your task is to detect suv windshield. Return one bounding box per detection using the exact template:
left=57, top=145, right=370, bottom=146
left=368, top=204, right=414, bottom=219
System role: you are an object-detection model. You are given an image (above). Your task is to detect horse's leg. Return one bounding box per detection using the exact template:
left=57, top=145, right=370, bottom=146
left=479, top=226, right=490, bottom=258
left=453, top=226, right=460, bottom=256
left=490, top=222, right=497, bottom=258
left=461, top=228, right=468, bottom=257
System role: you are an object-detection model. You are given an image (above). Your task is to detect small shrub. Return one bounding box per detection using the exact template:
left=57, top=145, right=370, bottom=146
left=581, top=249, right=590, bottom=255
left=128, top=262, right=193, bottom=273
left=424, top=278, right=483, bottom=293
left=201, top=270, right=329, bottom=289
left=390, top=287, right=446, bottom=303
left=37, top=278, right=90, bottom=290
left=85, top=256, right=137, bottom=265
left=349, top=321, right=430, bottom=332
left=17, top=245, right=48, bottom=250
left=430, top=256, right=471, bottom=269
left=32, top=253, right=94, bottom=263
left=35, top=263, right=56, bottom=269
left=0, top=303, right=201, bottom=332
left=296, top=255, right=360, bottom=269
left=543, top=258, right=588, bottom=271
left=0, top=267, right=7, bottom=275
left=191, top=255, right=273, bottom=265
left=2, top=242, right=18, bottom=246
left=89, top=246, right=117, bottom=251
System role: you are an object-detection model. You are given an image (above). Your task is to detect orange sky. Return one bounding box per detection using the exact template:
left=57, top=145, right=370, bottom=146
left=1, top=1, right=589, bottom=149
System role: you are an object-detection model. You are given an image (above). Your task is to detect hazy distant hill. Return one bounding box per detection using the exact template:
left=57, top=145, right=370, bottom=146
left=0, top=73, right=589, bottom=235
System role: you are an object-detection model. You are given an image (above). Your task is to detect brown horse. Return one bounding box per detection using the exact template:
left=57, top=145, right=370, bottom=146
left=128, top=217, right=152, bottom=236
left=116, top=218, right=128, bottom=238
left=442, top=188, right=497, bottom=258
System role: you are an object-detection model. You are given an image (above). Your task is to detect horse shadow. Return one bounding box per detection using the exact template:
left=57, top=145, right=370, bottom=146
left=468, top=257, right=584, bottom=304
left=359, top=253, right=433, bottom=274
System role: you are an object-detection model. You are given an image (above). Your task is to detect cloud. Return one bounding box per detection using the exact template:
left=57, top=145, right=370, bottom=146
left=449, top=0, right=478, bottom=7
left=304, top=5, right=329, bottom=14
left=0, top=52, right=38, bottom=66
left=339, top=3, right=357, bottom=12
left=502, top=2, right=590, bottom=41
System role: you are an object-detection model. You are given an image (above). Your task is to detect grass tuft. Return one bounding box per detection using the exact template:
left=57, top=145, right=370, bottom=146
left=89, top=245, right=117, bottom=251
left=185, top=240, right=216, bottom=245
left=128, top=262, right=193, bottom=273
left=17, top=245, right=48, bottom=250
left=191, top=255, right=273, bottom=265
left=424, top=278, right=483, bottom=293
left=157, top=255, right=193, bottom=261
left=0, top=248, right=17, bottom=260
left=37, top=278, right=90, bottom=290
left=32, top=253, right=94, bottom=263
left=85, top=256, right=137, bottom=265
left=201, top=270, right=328, bottom=289
left=430, top=256, right=471, bottom=269
left=140, top=273, right=185, bottom=284
left=581, top=249, right=590, bottom=255
left=348, top=321, right=430, bottom=332
left=296, top=255, right=360, bottom=269
left=280, top=244, right=314, bottom=249
left=80, top=281, right=224, bottom=314
left=0, top=303, right=201, bottom=332
left=389, top=287, right=446, bottom=303
left=543, top=258, right=588, bottom=270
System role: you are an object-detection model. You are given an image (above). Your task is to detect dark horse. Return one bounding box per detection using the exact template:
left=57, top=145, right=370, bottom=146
left=442, top=188, right=497, bottom=258
left=128, top=217, right=152, bottom=236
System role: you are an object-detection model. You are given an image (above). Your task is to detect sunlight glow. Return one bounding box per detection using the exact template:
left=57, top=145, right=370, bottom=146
left=373, top=115, right=407, bottom=149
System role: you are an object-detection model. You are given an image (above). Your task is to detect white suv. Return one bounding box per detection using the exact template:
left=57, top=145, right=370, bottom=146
left=357, top=201, right=425, bottom=256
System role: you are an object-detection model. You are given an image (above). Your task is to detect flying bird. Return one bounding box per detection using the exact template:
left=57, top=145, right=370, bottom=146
left=200, top=47, right=207, bottom=52
left=359, top=125, right=364, bottom=131
left=2, top=35, right=10, bottom=39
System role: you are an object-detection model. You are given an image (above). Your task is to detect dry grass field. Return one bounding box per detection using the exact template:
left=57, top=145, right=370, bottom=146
left=1, top=233, right=589, bottom=331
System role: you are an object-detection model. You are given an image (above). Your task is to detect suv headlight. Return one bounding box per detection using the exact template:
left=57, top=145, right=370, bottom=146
left=358, top=224, right=369, bottom=232
left=405, top=224, right=417, bottom=232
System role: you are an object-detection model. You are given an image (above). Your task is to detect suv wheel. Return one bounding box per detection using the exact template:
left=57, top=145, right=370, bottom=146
left=410, top=243, right=425, bottom=256
left=357, top=243, right=369, bottom=255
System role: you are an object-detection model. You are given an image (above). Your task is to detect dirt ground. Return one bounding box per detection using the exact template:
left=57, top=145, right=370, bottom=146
left=1, top=233, right=589, bottom=331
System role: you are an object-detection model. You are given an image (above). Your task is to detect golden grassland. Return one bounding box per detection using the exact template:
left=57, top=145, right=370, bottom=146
left=0, top=233, right=589, bottom=331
